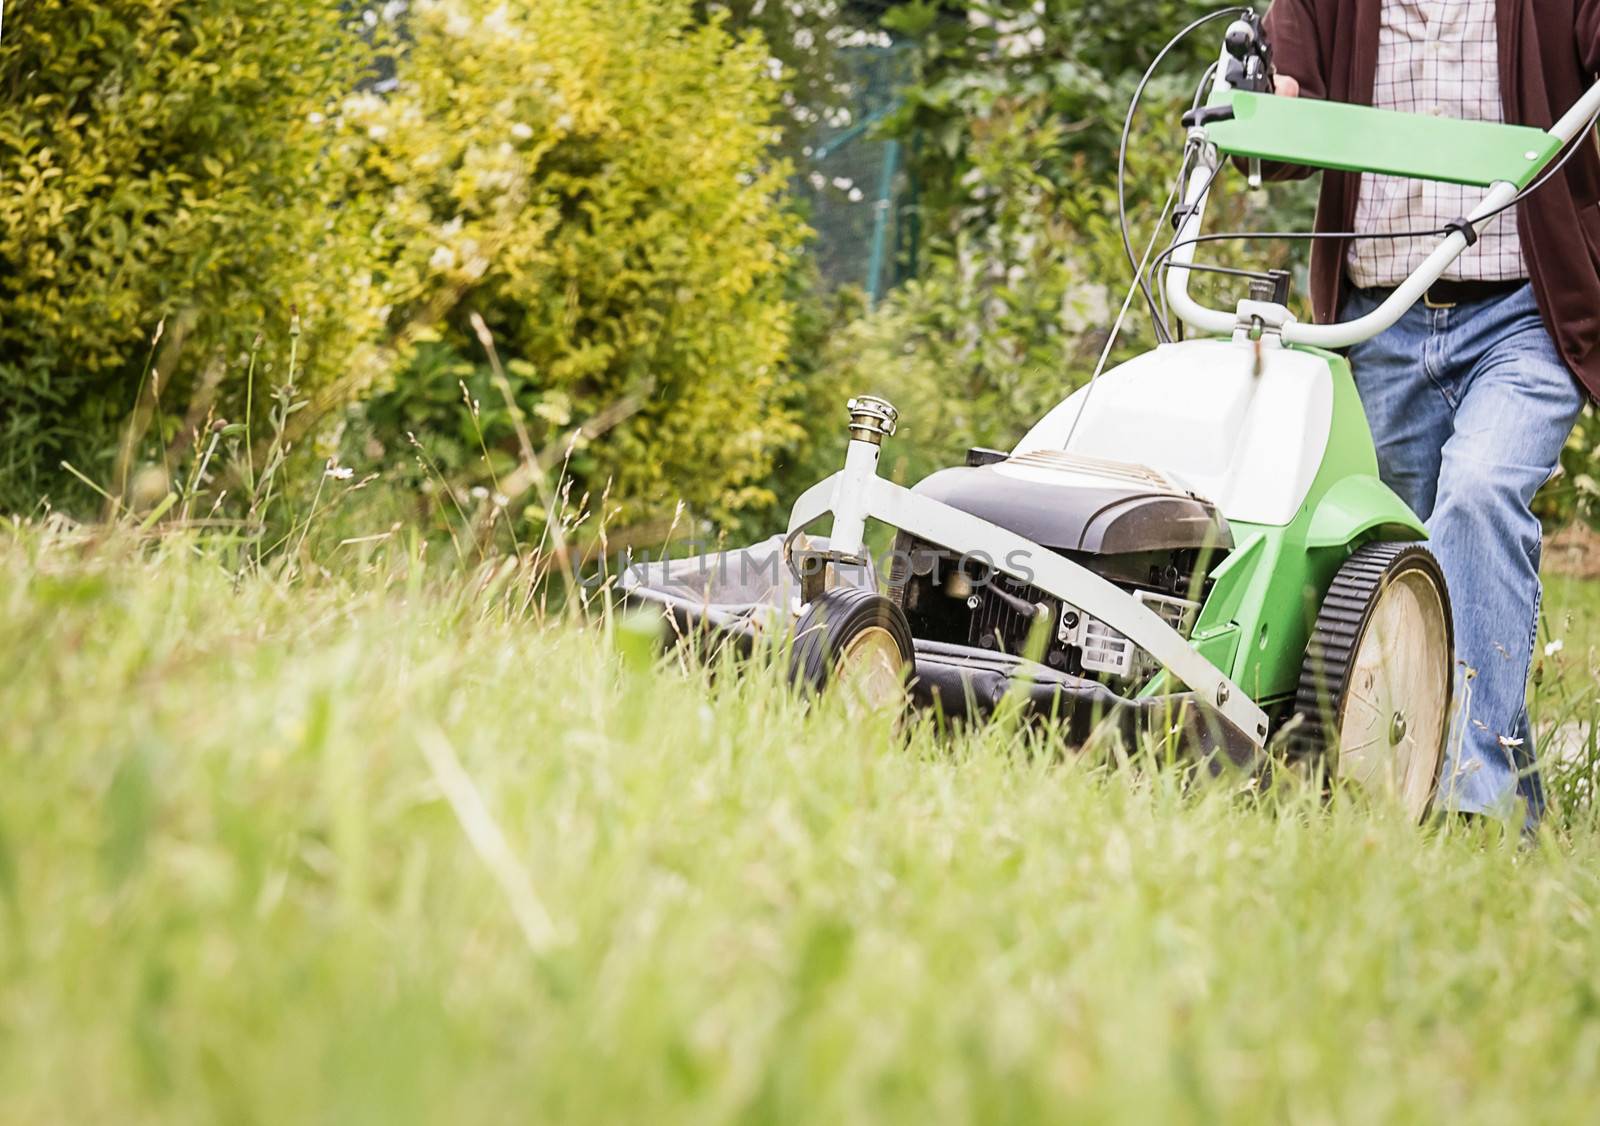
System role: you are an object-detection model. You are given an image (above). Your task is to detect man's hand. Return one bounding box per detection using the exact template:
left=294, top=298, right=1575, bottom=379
left=1274, top=73, right=1302, bottom=97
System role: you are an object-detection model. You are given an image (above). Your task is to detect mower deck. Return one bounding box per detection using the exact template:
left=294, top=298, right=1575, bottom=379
left=621, top=577, right=1256, bottom=767
left=910, top=638, right=1258, bottom=765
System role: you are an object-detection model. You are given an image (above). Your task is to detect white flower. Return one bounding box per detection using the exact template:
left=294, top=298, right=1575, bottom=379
left=343, top=92, right=384, bottom=117
left=510, top=122, right=534, bottom=141
left=326, top=465, right=354, bottom=480
left=429, top=245, right=456, bottom=271
left=1545, top=638, right=1565, bottom=656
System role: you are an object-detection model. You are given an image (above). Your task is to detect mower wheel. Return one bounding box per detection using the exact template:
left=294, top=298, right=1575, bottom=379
left=789, top=587, right=915, bottom=712
left=1288, top=542, right=1454, bottom=821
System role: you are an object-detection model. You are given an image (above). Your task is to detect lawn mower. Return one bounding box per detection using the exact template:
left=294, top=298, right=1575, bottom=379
left=622, top=11, right=1600, bottom=820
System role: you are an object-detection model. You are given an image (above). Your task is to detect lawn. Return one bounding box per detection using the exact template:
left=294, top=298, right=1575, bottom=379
left=4, top=525, right=1600, bottom=1123
left=1535, top=568, right=1600, bottom=808
left=1542, top=567, right=1600, bottom=657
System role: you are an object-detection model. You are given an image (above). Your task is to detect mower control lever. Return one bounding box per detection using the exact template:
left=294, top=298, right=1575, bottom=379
left=1179, top=103, right=1235, bottom=129
left=1221, top=14, right=1273, bottom=94
left=1248, top=269, right=1292, bottom=306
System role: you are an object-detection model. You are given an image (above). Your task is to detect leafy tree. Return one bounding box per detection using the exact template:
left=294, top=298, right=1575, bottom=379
left=1, top=0, right=812, bottom=541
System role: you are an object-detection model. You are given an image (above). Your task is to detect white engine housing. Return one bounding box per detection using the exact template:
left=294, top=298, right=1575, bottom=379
left=1013, top=338, right=1335, bottom=528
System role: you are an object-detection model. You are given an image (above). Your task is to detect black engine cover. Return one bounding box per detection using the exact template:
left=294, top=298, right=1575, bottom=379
left=912, top=449, right=1231, bottom=555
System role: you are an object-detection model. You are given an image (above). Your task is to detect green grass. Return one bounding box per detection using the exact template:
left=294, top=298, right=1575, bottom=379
left=1542, top=568, right=1600, bottom=658
left=1535, top=570, right=1600, bottom=810
left=5, top=526, right=1600, bottom=1123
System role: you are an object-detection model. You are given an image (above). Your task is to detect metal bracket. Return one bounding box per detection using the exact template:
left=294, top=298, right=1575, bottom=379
left=1231, top=298, right=1296, bottom=345
left=791, top=547, right=870, bottom=604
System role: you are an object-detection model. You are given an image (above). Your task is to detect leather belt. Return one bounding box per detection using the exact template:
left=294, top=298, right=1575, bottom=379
left=1418, top=278, right=1524, bottom=309
left=1357, top=279, right=1524, bottom=309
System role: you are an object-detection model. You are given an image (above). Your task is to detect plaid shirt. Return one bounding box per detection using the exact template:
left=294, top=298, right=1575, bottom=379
left=1346, top=0, right=1528, bottom=287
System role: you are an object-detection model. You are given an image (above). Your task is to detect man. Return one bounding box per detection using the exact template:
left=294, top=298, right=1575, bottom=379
left=1263, top=0, right=1600, bottom=825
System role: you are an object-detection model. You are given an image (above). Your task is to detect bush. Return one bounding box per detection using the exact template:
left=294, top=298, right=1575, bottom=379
left=0, top=0, right=389, bottom=511
left=1, top=0, right=810, bottom=545
left=340, top=0, right=808, bottom=540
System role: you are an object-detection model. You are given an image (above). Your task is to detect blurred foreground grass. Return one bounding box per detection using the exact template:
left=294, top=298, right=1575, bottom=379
left=4, top=525, right=1600, bottom=1124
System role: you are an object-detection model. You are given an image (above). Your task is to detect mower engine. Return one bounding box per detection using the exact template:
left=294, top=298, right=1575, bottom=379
left=887, top=449, right=1229, bottom=687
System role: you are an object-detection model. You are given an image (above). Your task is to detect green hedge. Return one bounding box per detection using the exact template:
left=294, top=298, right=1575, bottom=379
left=0, top=0, right=388, bottom=509
left=1, top=0, right=807, bottom=535
left=348, top=0, right=806, bottom=533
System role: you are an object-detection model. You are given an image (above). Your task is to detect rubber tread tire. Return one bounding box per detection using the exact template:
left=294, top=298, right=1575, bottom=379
left=789, top=586, right=916, bottom=696
left=1287, top=541, right=1453, bottom=781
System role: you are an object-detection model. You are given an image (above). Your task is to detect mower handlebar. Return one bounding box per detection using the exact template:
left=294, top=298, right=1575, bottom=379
left=1164, top=74, right=1600, bottom=348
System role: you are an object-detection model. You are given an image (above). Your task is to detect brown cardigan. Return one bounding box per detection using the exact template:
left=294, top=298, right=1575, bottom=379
left=1263, top=0, right=1600, bottom=398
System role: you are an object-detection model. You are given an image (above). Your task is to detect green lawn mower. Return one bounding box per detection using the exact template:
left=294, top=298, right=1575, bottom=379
left=623, top=11, right=1600, bottom=821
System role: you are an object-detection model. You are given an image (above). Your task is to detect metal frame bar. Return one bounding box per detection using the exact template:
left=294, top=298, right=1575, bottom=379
left=787, top=463, right=1271, bottom=747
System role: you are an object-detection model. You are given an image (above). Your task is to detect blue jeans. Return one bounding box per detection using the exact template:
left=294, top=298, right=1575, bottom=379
left=1341, top=283, right=1585, bottom=824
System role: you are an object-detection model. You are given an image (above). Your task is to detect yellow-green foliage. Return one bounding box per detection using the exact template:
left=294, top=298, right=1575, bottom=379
left=0, top=0, right=390, bottom=507
left=1, top=0, right=805, bottom=532
left=346, top=0, right=806, bottom=531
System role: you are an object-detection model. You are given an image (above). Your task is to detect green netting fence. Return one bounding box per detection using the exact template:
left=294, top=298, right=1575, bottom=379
left=794, top=45, right=917, bottom=304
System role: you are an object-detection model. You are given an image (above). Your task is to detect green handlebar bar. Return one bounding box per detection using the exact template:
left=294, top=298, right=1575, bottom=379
left=1204, top=91, right=1563, bottom=189
left=1165, top=74, right=1600, bottom=347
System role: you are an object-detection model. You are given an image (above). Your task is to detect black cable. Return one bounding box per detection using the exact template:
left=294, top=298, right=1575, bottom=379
left=1063, top=136, right=1202, bottom=451
left=1161, top=156, right=1228, bottom=338
left=1463, top=119, right=1599, bottom=224
left=1152, top=224, right=1455, bottom=287
left=1116, top=6, right=1251, bottom=344
left=1171, top=260, right=1282, bottom=281
left=1191, top=61, right=1220, bottom=114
